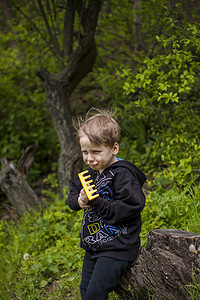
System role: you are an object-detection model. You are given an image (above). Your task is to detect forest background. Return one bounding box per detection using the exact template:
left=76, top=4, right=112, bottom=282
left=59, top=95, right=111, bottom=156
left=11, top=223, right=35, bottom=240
left=0, top=0, right=200, bottom=299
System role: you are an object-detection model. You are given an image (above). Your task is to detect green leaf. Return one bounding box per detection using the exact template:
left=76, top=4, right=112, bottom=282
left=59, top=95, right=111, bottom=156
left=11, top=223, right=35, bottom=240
left=40, top=280, right=48, bottom=288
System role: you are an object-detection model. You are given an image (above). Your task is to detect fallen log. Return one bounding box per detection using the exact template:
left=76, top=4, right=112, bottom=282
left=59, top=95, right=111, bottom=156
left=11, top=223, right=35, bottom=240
left=117, top=229, right=200, bottom=300
left=0, top=145, right=40, bottom=216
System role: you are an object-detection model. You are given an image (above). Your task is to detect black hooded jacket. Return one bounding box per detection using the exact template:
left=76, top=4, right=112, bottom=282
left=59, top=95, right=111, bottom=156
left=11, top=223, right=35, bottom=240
left=67, top=160, right=146, bottom=261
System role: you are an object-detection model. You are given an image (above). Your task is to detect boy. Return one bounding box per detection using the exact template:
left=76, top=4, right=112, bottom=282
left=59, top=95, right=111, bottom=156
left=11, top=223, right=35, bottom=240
left=67, top=110, right=146, bottom=300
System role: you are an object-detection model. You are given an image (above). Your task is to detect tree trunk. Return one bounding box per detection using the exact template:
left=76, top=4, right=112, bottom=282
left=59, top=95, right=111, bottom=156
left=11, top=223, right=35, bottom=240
left=38, top=0, right=102, bottom=192
left=39, top=68, right=83, bottom=195
left=0, top=145, right=40, bottom=216
left=117, top=229, right=200, bottom=300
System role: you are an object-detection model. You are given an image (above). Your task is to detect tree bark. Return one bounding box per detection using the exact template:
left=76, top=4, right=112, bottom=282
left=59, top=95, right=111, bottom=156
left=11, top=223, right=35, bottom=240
left=0, top=145, right=40, bottom=216
left=39, top=68, right=83, bottom=195
left=63, top=0, right=76, bottom=57
left=117, top=229, right=200, bottom=300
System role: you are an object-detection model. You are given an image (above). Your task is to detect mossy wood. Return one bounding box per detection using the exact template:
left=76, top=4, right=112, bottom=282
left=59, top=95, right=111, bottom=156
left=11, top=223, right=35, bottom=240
left=117, top=229, right=200, bottom=300
left=0, top=145, right=40, bottom=216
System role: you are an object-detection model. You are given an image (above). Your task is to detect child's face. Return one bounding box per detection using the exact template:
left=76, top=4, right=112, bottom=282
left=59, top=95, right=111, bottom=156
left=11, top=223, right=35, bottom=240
left=79, top=133, right=119, bottom=174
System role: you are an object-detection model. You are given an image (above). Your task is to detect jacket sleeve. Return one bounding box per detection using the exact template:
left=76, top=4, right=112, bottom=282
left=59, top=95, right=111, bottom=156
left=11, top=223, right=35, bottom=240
left=67, top=178, right=82, bottom=211
left=89, top=169, right=145, bottom=225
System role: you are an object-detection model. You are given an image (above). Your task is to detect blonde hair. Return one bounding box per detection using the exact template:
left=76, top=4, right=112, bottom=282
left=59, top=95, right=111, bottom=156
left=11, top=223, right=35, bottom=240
left=74, top=108, right=120, bottom=147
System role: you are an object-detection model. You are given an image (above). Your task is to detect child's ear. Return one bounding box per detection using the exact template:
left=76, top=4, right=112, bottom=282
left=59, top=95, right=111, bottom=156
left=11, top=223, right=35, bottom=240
left=112, top=142, right=119, bottom=155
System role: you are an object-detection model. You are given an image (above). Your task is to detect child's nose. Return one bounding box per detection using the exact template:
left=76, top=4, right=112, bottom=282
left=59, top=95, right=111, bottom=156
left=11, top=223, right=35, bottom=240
left=87, top=153, right=94, bottom=161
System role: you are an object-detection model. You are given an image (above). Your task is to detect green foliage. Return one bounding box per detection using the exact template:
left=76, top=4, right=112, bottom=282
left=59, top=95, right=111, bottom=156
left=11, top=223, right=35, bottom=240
left=0, top=12, right=60, bottom=178
left=93, top=0, right=136, bottom=103
left=186, top=272, right=200, bottom=300
left=118, top=26, right=200, bottom=104
left=0, top=178, right=84, bottom=299
left=116, top=23, right=200, bottom=188
left=141, top=182, right=200, bottom=246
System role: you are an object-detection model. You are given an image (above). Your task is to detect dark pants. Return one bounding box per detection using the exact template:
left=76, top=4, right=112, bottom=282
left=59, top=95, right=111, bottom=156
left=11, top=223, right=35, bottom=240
left=80, top=252, right=129, bottom=300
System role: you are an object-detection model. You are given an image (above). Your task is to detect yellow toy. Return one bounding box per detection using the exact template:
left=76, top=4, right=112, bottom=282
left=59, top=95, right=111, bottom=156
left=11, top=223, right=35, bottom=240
left=78, top=170, right=99, bottom=200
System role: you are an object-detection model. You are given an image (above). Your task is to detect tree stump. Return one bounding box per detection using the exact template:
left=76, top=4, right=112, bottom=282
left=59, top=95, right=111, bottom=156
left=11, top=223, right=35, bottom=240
left=117, top=229, right=200, bottom=300
left=0, top=145, right=40, bottom=216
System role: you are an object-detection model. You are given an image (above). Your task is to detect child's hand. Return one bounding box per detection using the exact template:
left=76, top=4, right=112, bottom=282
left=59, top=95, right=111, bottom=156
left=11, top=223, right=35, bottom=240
left=78, top=188, right=90, bottom=209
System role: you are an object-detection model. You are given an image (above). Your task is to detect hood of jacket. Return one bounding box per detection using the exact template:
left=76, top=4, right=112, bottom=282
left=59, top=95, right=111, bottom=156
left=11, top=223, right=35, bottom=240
left=89, top=159, right=146, bottom=187
left=108, top=159, right=146, bottom=187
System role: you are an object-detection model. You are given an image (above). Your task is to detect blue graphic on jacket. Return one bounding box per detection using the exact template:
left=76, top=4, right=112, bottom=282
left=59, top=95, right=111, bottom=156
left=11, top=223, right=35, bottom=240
left=105, top=225, right=120, bottom=235
left=99, top=186, right=113, bottom=201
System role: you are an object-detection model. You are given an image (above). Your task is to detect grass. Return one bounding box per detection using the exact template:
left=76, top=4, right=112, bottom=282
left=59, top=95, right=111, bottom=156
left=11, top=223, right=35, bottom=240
left=0, top=178, right=199, bottom=299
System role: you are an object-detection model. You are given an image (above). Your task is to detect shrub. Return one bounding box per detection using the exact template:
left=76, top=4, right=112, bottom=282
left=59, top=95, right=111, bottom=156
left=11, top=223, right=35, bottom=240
left=0, top=176, right=83, bottom=299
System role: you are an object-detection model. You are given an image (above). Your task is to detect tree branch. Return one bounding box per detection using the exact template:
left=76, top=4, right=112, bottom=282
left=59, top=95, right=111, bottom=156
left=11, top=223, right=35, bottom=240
left=12, top=3, right=61, bottom=61
left=58, top=0, right=102, bottom=92
left=45, top=0, right=58, bottom=42
left=63, top=0, right=76, bottom=57
left=37, top=0, right=62, bottom=57
left=77, top=0, right=86, bottom=43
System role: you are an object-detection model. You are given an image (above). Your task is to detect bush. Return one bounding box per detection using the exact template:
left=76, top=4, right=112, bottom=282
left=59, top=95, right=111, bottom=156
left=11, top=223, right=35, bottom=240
left=141, top=182, right=200, bottom=246
left=116, top=23, right=200, bottom=190
left=0, top=22, right=60, bottom=180
left=0, top=177, right=83, bottom=299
